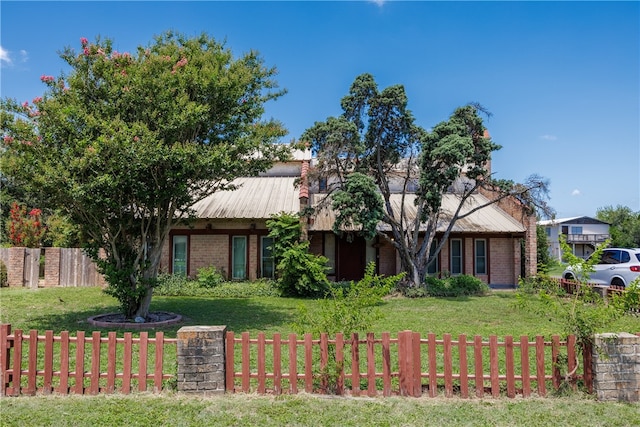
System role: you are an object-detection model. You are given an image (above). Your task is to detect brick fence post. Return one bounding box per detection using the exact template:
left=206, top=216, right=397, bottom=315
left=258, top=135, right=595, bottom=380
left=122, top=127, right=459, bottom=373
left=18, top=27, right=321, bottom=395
left=592, top=332, right=640, bottom=402
left=177, top=326, right=227, bottom=395
left=44, top=247, right=61, bottom=287
left=7, top=247, right=25, bottom=287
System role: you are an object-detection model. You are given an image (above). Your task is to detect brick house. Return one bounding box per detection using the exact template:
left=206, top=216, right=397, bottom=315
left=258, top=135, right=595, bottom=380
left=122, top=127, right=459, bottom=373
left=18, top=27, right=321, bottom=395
left=161, top=150, right=537, bottom=287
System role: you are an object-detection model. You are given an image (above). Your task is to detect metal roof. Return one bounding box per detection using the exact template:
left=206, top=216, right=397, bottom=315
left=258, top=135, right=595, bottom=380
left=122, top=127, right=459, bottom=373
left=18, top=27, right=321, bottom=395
left=310, top=193, right=526, bottom=233
left=192, top=177, right=300, bottom=219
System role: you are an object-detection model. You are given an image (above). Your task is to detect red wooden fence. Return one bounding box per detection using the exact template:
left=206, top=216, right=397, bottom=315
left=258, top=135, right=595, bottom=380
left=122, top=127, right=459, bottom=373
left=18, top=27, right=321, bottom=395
left=225, top=331, right=590, bottom=398
left=0, top=324, right=177, bottom=396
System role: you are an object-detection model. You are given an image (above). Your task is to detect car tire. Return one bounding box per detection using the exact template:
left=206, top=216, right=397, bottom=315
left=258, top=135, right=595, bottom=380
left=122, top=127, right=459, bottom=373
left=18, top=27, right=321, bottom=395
left=611, top=278, right=625, bottom=288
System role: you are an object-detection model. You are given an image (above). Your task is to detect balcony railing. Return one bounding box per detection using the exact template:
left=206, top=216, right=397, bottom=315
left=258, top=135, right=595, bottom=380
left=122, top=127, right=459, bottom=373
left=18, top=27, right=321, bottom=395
left=565, top=234, right=610, bottom=244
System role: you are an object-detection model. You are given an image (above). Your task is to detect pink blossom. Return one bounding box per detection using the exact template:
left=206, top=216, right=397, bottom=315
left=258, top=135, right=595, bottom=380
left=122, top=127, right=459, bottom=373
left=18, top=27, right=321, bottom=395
left=22, top=101, right=29, bottom=108
left=83, top=47, right=90, bottom=56
left=133, top=136, right=140, bottom=142
left=80, top=37, right=89, bottom=46
left=32, top=96, right=43, bottom=103
left=97, top=48, right=105, bottom=56
left=40, top=75, right=55, bottom=83
left=3, top=136, right=14, bottom=144
left=120, top=69, right=127, bottom=76
left=29, top=208, right=42, bottom=217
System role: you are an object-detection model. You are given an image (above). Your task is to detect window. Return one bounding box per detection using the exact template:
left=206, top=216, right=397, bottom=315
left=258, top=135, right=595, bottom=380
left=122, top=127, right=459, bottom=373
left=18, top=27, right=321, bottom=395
left=450, top=239, right=463, bottom=275
left=261, top=236, right=275, bottom=279
left=427, top=239, right=439, bottom=275
left=570, top=226, right=583, bottom=234
left=318, top=177, right=328, bottom=192
left=232, top=236, right=247, bottom=280
left=475, top=239, right=487, bottom=275
left=172, top=235, right=188, bottom=275
left=545, top=227, right=551, bottom=237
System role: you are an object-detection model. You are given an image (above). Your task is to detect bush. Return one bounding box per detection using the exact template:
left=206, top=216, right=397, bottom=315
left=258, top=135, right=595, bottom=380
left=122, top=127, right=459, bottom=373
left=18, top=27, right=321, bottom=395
left=517, top=274, right=566, bottom=296
left=276, top=241, right=330, bottom=298
left=0, top=260, right=7, bottom=287
left=153, top=274, right=280, bottom=298
left=196, top=265, right=225, bottom=288
left=421, top=274, right=489, bottom=297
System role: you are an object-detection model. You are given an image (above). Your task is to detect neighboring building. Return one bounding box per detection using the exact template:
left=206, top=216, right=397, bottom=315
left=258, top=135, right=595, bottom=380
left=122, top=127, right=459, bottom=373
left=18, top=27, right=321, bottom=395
left=537, top=216, right=610, bottom=261
left=160, top=150, right=537, bottom=287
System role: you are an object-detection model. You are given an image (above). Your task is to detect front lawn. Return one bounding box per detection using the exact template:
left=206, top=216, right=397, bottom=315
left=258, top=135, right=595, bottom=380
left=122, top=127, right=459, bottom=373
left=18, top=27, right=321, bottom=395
left=1, top=285, right=638, bottom=339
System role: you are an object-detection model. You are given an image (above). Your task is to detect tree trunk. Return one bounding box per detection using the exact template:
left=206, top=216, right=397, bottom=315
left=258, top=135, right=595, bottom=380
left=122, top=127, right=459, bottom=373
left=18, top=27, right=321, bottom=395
left=135, top=287, right=154, bottom=319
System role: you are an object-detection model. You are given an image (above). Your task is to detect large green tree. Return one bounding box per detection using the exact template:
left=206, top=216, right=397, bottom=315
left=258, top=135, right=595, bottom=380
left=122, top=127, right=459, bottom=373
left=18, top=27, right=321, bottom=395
left=302, top=73, right=551, bottom=287
left=1, top=32, right=288, bottom=319
left=596, top=205, right=640, bottom=248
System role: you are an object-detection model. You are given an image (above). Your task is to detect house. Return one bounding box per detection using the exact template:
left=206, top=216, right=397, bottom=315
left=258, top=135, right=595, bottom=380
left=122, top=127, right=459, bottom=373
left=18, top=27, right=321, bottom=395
left=160, top=151, right=537, bottom=287
left=537, top=216, right=610, bottom=261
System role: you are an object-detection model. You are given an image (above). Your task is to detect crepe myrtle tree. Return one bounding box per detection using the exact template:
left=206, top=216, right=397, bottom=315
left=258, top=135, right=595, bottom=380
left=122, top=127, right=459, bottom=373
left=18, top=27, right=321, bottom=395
left=0, top=31, right=289, bottom=319
left=301, top=73, right=552, bottom=287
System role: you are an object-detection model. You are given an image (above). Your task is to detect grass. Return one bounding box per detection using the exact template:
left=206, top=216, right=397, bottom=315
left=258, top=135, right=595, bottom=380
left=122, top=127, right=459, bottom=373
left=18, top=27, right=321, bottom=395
left=2, top=393, right=639, bottom=427
left=1, top=285, right=639, bottom=426
left=1, top=286, right=638, bottom=339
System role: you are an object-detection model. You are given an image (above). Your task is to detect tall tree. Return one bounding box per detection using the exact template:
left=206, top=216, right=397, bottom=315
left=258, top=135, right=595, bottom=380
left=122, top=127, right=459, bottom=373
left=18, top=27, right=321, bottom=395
left=302, top=73, right=551, bottom=287
left=1, top=32, right=288, bottom=318
left=596, top=205, right=640, bottom=248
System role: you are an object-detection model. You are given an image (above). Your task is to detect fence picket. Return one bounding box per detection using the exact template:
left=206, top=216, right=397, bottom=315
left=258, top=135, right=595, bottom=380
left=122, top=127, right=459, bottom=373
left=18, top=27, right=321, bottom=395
left=505, top=335, right=515, bottom=398
left=304, top=334, right=313, bottom=393
left=336, top=333, right=345, bottom=395
left=490, top=335, right=499, bottom=397
left=552, top=335, right=560, bottom=389
left=43, top=330, right=54, bottom=394
left=535, top=335, right=546, bottom=396
left=90, top=331, right=101, bottom=394
left=241, top=332, right=250, bottom=392
left=567, top=335, right=577, bottom=390
left=520, top=336, right=530, bottom=397
left=0, top=324, right=10, bottom=396
left=428, top=333, right=437, bottom=397
left=74, top=331, right=85, bottom=394
left=381, top=332, right=391, bottom=397
left=123, top=332, right=133, bottom=394
left=458, top=334, right=468, bottom=398
left=12, top=329, right=23, bottom=396
left=27, top=330, right=38, bottom=395
left=257, top=333, right=266, bottom=394
left=474, top=335, right=483, bottom=398
left=273, top=333, right=281, bottom=395
left=443, top=334, right=453, bottom=397
left=351, top=333, right=360, bottom=396
left=288, top=333, right=297, bottom=394
left=59, top=331, right=70, bottom=394
left=107, top=332, right=116, bottom=393
left=138, top=332, right=148, bottom=392
left=367, top=333, right=376, bottom=397
left=320, top=333, right=328, bottom=394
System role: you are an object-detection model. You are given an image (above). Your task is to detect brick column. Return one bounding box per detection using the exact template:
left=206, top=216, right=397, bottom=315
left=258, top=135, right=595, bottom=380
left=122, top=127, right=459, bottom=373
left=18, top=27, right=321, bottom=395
left=44, top=247, right=61, bottom=287
left=177, top=326, right=227, bottom=395
left=592, top=332, right=640, bottom=402
left=7, top=248, right=25, bottom=287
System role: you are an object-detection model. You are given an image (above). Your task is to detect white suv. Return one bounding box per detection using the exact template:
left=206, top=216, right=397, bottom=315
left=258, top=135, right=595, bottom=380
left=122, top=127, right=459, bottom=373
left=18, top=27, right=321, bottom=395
left=562, top=248, right=640, bottom=287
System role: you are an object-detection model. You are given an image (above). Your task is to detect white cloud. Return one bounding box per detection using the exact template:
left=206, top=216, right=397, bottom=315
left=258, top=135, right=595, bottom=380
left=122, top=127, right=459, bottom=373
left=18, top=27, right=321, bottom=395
left=19, top=50, right=28, bottom=63
left=540, top=134, right=557, bottom=141
left=571, top=189, right=581, bottom=196
left=369, top=0, right=386, bottom=7
left=0, top=46, right=12, bottom=66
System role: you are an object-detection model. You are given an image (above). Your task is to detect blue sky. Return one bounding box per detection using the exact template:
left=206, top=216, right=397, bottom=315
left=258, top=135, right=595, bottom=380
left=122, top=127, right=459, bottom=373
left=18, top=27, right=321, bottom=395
left=1, top=1, right=638, bottom=219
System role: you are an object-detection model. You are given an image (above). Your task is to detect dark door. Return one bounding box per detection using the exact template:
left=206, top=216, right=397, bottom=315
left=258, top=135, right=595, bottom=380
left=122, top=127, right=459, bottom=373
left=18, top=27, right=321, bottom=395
left=337, top=235, right=366, bottom=281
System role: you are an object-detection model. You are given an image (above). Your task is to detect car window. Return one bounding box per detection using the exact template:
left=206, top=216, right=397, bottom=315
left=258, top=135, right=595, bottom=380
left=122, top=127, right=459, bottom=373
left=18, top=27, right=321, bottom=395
left=599, top=250, right=621, bottom=264
left=635, top=253, right=640, bottom=262
left=620, top=251, right=631, bottom=263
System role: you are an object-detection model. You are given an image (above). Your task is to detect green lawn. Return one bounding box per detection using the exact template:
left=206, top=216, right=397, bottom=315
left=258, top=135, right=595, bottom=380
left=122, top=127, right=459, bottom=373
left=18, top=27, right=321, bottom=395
left=1, top=286, right=639, bottom=426
left=1, top=286, right=638, bottom=338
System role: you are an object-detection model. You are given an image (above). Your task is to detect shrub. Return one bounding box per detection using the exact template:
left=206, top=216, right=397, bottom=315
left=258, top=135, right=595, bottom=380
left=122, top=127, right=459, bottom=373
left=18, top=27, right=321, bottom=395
left=153, top=274, right=280, bottom=298
left=0, top=260, right=7, bottom=287
left=276, top=241, right=330, bottom=298
left=517, top=274, right=565, bottom=296
left=196, top=265, right=225, bottom=288
left=419, top=274, right=489, bottom=297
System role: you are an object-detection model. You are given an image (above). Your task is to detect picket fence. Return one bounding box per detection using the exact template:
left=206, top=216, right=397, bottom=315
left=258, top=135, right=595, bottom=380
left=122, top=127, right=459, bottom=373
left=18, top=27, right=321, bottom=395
left=225, top=330, right=587, bottom=398
left=0, top=323, right=590, bottom=398
left=0, top=324, right=176, bottom=396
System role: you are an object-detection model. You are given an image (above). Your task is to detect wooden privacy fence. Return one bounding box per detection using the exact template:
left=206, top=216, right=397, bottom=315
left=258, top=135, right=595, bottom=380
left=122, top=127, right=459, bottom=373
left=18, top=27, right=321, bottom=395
left=0, top=247, right=104, bottom=288
left=225, top=331, right=590, bottom=398
left=0, top=324, right=176, bottom=396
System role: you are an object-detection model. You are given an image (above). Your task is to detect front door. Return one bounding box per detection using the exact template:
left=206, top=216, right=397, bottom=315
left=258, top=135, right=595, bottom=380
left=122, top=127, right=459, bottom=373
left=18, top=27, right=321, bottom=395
left=337, top=235, right=366, bottom=281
